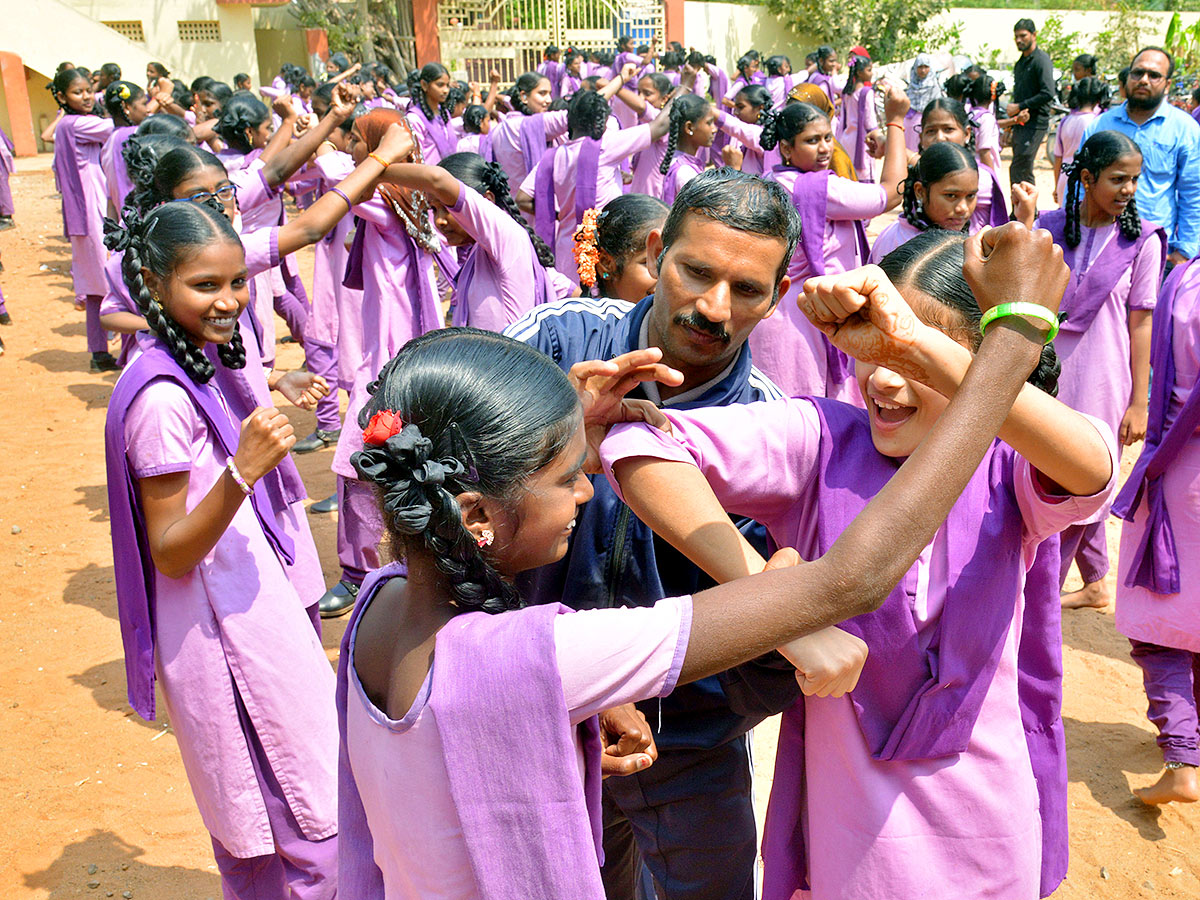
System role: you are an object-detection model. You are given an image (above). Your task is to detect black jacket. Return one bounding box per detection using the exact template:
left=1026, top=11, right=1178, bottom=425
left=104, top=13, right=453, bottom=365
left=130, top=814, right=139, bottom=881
left=1013, top=47, right=1056, bottom=129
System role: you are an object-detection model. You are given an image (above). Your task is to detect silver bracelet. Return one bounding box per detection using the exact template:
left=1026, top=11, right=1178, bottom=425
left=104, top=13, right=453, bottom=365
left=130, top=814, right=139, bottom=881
left=1164, top=760, right=1196, bottom=770
left=226, top=456, right=254, bottom=496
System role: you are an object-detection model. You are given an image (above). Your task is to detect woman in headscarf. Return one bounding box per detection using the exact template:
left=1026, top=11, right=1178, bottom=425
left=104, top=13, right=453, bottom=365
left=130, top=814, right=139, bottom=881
left=904, top=54, right=943, bottom=151
left=788, top=83, right=859, bottom=182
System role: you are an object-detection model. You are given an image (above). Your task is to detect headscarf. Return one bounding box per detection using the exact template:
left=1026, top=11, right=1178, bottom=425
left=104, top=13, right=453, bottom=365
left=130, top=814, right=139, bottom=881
left=786, top=84, right=859, bottom=182
left=355, top=108, right=440, bottom=252
left=355, top=108, right=419, bottom=218
left=907, top=54, right=943, bottom=111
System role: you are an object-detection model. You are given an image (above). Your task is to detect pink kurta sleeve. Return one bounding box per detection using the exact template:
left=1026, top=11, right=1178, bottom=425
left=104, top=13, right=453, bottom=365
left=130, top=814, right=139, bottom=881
left=1013, top=413, right=1118, bottom=542
left=600, top=123, right=654, bottom=165
left=600, top=398, right=823, bottom=529
left=350, top=193, right=398, bottom=229
left=230, top=163, right=277, bottom=214
left=73, top=115, right=115, bottom=143
left=548, top=266, right=577, bottom=299
left=241, top=227, right=280, bottom=278
left=448, top=179, right=528, bottom=262
left=124, top=381, right=201, bottom=478
left=544, top=110, right=571, bottom=140
left=717, top=112, right=764, bottom=150
left=518, top=165, right=537, bottom=200
left=1128, top=230, right=1164, bottom=311
left=825, top=176, right=887, bottom=221
left=555, top=595, right=693, bottom=725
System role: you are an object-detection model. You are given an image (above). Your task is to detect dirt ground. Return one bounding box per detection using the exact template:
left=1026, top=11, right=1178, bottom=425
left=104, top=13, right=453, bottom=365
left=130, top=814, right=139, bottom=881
left=1, top=151, right=1197, bottom=900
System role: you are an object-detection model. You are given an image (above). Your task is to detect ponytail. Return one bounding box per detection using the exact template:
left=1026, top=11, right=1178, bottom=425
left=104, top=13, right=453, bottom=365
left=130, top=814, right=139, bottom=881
left=659, top=93, right=709, bottom=175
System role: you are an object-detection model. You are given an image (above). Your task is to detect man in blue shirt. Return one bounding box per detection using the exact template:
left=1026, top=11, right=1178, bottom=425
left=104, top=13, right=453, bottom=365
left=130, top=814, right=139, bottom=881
left=1083, top=46, right=1200, bottom=264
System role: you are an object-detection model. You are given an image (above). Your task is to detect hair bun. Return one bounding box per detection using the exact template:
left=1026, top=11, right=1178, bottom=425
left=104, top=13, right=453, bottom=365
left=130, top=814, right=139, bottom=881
left=351, top=424, right=470, bottom=535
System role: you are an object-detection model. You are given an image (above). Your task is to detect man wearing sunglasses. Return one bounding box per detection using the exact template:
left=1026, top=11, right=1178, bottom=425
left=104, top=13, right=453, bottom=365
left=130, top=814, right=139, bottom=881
left=1083, top=47, right=1200, bottom=267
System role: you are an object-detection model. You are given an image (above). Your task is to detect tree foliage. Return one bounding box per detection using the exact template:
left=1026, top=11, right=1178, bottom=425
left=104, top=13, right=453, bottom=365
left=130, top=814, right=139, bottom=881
left=291, top=0, right=418, bottom=75
left=762, top=0, right=953, bottom=61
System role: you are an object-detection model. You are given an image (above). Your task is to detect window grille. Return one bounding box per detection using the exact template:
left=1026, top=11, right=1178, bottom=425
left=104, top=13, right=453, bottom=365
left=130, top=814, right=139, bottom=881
left=102, top=20, right=145, bottom=42
left=178, top=20, right=221, bottom=42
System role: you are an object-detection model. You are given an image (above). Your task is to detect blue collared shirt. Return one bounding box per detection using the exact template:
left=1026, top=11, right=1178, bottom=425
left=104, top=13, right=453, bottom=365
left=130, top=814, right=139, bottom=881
left=1083, top=100, right=1200, bottom=257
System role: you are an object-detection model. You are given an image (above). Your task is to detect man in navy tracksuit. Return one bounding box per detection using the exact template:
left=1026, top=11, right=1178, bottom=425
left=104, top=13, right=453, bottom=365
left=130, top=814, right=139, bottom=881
left=504, top=169, right=799, bottom=900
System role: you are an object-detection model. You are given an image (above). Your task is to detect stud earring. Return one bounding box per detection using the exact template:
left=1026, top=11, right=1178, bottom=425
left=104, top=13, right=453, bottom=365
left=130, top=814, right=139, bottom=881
left=477, top=529, right=494, bottom=548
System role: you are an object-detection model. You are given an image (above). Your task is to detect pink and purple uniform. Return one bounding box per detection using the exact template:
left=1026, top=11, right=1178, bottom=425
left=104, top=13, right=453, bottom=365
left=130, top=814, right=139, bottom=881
left=1114, top=260, right=1200, bottom=770
left=868, top=217, right=923, bottom=264
left=660, top=150, right=705, bottom=206
left=339, top=562, right=691, bottom=898
left=52, top=113, right=114, bottom=352
left=492, top=110, right=570, bottom=196
left=840, top=84, right=880, bottom=182
left=715, top=111, right=781, bottom=177
left=100, top=124, right=137, bottom=216
left=1052, top=109, right=1099, bottom=205
left=600, top=398, right=1118, bottom=900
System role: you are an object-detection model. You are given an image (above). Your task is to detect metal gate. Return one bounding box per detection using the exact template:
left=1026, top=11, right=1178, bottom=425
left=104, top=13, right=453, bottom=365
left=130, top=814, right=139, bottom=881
left=438, top=0, right=663, bottom=84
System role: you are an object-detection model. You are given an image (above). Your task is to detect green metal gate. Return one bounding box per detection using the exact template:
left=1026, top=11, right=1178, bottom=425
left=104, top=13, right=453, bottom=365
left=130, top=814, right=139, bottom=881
left=438, top=0, right=663, bottom=84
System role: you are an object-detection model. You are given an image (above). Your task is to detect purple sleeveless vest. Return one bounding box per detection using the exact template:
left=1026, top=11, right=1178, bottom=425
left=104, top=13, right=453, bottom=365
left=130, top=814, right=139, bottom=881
left=1039, top=208, right=1166, bottom=334
left=104, top=339, right=297, bottom=720
left=1113, top=258, right=1200, bottom=592
left=336, top=563, right=606, bottom=899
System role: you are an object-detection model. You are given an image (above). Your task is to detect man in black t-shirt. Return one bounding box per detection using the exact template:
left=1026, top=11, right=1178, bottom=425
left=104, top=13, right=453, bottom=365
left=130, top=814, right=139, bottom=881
left=1007, top=18, right=1056, bottom=186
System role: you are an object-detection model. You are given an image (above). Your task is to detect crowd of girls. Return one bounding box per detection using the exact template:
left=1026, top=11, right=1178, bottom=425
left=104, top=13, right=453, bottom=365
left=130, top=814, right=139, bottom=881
left=3, top=30, right=1183, bottom=900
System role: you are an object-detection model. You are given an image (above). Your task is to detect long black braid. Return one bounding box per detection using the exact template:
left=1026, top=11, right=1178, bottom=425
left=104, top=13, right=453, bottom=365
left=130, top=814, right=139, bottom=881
left=659, top=93, right=709, bottom=175
left=407, top=63, right=451, bottom=124
left=438, top=151, right=557, bottom=268
left=104, top=203, right=246, bottom=383
left=1063, top=130, right=1142, bottom=249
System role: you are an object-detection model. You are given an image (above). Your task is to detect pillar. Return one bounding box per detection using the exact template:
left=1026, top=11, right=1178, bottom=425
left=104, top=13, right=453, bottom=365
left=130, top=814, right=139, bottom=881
left=0, top=52, right=35, bottom=157
left=664, top=0, right=685, bottom=48
left=413, top=0, right=441, bottom=66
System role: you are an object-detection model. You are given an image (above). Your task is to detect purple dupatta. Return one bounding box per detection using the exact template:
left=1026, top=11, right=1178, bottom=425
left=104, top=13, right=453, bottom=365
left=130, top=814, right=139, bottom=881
left=1112, top=258, right=1200, bottom=592
left=1040, top=208, right=1166, bottom=334
left=842, top=86, right=871, bottom=173
left=980, top=163, right=1010, bottom=227
left=534, top=138, right=601, bottom=247
left=336, top=564, right=606, bottom=900
left=414, top=104, right=458, bottom=160
left=518, top=113, right=549, bottom=173
left=52, top=116, right=90, bottom=236
left=104, top=339, right=296, bottom=720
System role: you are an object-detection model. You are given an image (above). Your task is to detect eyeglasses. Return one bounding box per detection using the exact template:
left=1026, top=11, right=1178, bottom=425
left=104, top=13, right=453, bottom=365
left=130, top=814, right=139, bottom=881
left=177, top=183, right=238, bottom=204
left=1129, top=67, right=1166, bottom=83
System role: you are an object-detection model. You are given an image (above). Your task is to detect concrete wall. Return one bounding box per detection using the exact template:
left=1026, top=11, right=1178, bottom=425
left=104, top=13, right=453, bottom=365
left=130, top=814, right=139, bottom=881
left=681, top=2, right=1191, bottom=70
left=63, top=0, right=259, bottom=85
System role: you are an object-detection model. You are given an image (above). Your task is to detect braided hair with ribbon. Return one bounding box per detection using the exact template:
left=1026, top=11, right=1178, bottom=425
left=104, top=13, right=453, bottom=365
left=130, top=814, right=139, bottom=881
left=104, top=202, right=247, bottom=383
left=351, top=328, right=582, bottom=614
left=104, top=81, right=147, bottom=127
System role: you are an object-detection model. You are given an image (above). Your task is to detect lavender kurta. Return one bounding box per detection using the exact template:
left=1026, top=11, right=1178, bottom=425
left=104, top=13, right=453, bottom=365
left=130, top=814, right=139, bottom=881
left=55, top=114, right=114, bottom=296
left=119, top=355, right=336, bottom=859
left=660, top=150, right=705, bottom=206
left=446, top=181, right=552, bottom=331
left=752, top=169, right=885, bottom=400
left=331, top=195, right=440, bottom=480
left=341, top=572, right=691, bottom=898
left=100, top=124, right=137, bottom=215
left=520, top=124, right=655, bottom=285
left=600, top=399, right=1118, bottom=900
left=840, top=85, right=880, bottom=182
left=1049, top=223, right=1162, bottom=499
left=313, top=152, right=364, bottom=390
left=493, top=110, right=570, bottom=195
left=1117, top=261, right=1200, bottom=652
left=715, top=112, right=781, bottom=177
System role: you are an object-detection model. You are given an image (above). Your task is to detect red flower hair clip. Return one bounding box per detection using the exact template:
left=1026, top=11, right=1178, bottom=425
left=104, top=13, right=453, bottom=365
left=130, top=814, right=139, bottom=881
left=362, top=410, right=404, bottom=446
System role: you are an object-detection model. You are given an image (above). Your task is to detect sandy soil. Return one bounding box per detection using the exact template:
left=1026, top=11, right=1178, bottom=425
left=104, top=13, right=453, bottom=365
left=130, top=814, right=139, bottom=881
left=0, top=152, right=1196, bottom=899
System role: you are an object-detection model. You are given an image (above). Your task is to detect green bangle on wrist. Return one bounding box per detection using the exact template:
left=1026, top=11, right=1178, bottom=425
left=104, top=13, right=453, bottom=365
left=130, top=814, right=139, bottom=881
left=979, top=302, right=1059, bottom=344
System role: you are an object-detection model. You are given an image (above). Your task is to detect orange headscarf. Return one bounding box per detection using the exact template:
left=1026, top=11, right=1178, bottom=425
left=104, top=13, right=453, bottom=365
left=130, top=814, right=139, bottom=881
left=355, top=108, right=421, bottom=216
left=787, top=84, right=859, bottom=181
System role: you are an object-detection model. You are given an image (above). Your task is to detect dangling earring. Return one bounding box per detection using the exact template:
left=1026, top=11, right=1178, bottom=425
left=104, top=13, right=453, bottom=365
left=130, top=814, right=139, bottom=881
left=915, top=197, right=924, bottom=213
left=477, top=529, right=494, bottom=548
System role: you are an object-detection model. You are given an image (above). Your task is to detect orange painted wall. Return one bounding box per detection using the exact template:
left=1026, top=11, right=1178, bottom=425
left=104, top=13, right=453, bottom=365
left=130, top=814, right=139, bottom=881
left=413, top=0, right=441, bottom=66
left=0, top=53, right=35, bottom=157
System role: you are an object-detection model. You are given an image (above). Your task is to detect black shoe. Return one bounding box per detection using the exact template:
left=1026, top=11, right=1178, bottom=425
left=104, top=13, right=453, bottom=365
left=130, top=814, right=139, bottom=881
left=310, top=493, right=338, bottom=514
left=280, top=334, right=298, bottom=344
left=293, top=428, right=341, bottom=454
left=0, top=312, right=10, bottom=325
left=319, top=580, right=359, bottom=618
left=0, top=216, right=14, bottom=231
left=90, top=351, right=121, bottom=372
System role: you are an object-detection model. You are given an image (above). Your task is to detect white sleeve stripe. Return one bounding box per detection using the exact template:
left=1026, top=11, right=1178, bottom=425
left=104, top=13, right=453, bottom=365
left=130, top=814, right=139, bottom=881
left=504, top=298, right=636, bottom=342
